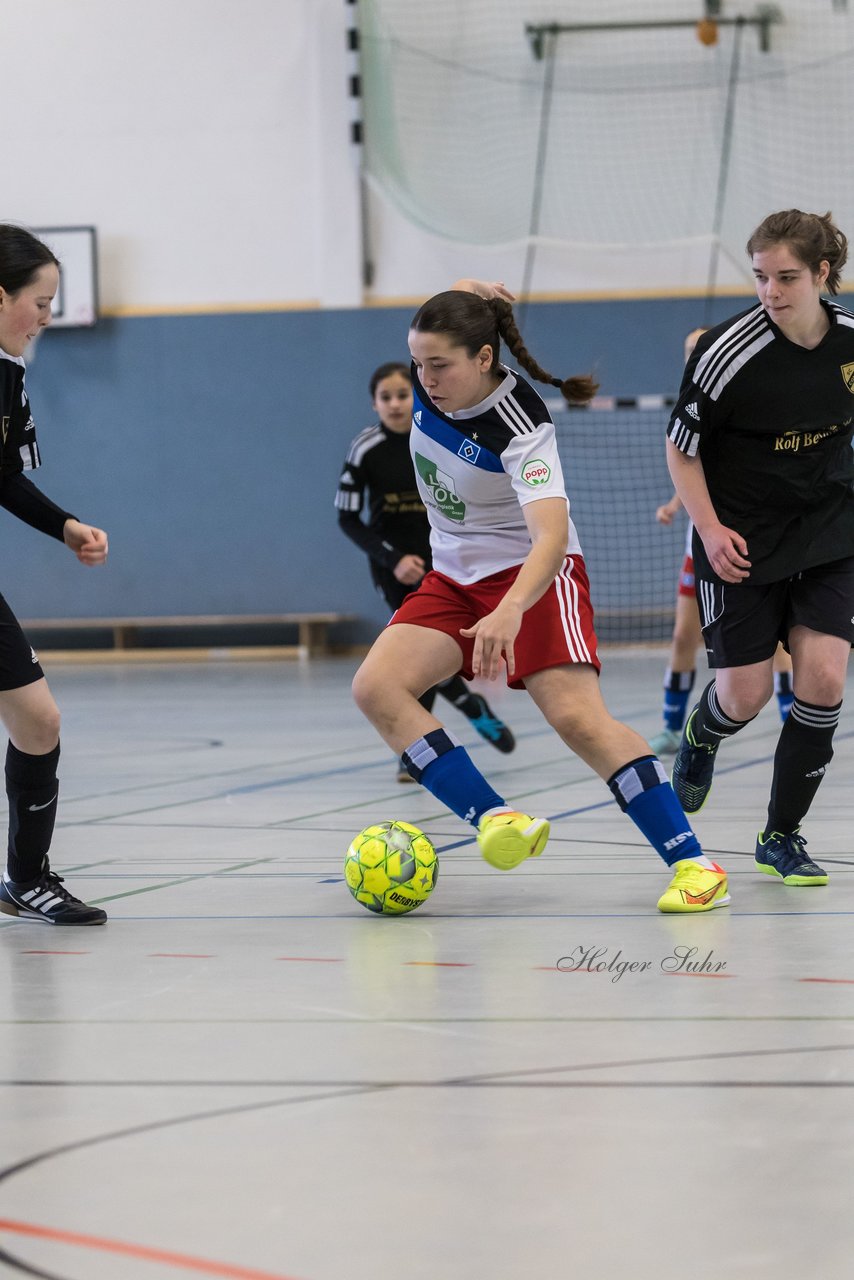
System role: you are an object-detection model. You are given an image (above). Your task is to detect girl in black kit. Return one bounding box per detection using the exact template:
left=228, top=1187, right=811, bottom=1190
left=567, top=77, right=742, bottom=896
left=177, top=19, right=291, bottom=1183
left=0, top=225, right=108, bottom=925
left=336, top=362, right=514, bottom=781
left=668, top=209, right=854, bottom=886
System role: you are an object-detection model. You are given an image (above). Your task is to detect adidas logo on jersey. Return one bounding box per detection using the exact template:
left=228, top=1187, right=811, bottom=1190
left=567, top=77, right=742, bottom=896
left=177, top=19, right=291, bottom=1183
left=685, top=402, right=700, bottom=420
left=414, top=411, right=422, bottom=426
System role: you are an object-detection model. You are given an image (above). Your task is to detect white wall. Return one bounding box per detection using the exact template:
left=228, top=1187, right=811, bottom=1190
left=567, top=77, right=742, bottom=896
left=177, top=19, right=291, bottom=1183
left=3, top=0, right=852, bottom=313
left=1, top=0, right=362, bottom=311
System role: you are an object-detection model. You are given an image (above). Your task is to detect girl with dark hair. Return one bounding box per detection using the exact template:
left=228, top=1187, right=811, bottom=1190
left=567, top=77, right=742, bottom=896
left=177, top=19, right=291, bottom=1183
left=668, top=209, right=854, bottom=887
left=0, top=224, right=108, bottom=925
left=336, top=360, right=515, bottom=783
left=353, top=279, right=730, bottom=913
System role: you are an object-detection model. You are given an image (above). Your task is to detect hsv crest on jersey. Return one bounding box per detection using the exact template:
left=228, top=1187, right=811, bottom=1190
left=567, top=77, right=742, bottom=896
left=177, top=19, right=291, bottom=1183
left=520, top=458, right=552, bottom=486
left=841, top=362, right=854, bottom=393
left=457, top=439, right=481, bottom=465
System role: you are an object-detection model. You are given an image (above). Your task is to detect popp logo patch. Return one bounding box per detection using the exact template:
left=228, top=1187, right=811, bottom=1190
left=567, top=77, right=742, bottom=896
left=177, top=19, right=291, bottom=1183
left=520, top=458, right=551, bottom=487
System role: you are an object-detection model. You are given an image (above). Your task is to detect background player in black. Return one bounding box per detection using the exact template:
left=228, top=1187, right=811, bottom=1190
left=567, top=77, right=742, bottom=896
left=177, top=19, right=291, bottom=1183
left=336, top=361, right=514, bottom=782
left=667, top=209, right=854, bottom=887
left=0, top=224, right=108, bottom=925
left=650, top=328, right=793, bottom=756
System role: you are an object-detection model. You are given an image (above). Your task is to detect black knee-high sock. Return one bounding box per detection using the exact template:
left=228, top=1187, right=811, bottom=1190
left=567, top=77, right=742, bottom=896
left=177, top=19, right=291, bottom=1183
left=418, top=687, right=438, bottom=715
left=688, top=680, right=755, bottom=748
left=6, top=741, right=60, bottom=882
left=436, top=675, right=480, bottom=716
left=766, top=698, right=841, bottom=835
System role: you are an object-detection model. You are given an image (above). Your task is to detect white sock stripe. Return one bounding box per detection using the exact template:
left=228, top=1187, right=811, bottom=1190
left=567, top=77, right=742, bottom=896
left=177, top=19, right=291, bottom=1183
left=790, top=700, right=842, bottom=728
left=708, top=685, right=743, bottom=730
left=402, top=730, right=463, bottom=774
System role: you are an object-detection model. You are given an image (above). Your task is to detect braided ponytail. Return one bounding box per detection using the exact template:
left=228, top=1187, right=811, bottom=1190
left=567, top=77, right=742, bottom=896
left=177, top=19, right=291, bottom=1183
left=490, top=298, right=598, bottom=405
left=410, top=289, right=598, bottom=406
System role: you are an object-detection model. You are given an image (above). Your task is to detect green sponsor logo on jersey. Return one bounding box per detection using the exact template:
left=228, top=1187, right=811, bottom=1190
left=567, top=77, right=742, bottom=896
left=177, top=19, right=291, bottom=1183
left=521, top=458, right=551, bottom=486
left=415, top=453, right=466, bottom=522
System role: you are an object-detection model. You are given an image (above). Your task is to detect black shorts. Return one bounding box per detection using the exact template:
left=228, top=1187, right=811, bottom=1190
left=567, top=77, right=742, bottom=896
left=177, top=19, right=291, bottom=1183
left=371, top=565, right=417, bottom=615
left=696, top=555, right=854, bottom=669
left=0, top=591, right=45, bottom=690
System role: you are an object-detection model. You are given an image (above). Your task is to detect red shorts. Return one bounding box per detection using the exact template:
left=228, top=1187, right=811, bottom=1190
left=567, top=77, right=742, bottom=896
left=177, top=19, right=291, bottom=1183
left=678, top=554, right=695, bottom=598
left=389, top=555, right=601, bottom=690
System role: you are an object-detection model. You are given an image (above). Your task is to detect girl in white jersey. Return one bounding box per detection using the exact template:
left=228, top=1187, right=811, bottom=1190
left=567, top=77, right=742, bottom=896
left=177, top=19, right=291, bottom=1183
left=353, top=281, right=730, bottom=914
left=0, top=225, right=108, bottom=926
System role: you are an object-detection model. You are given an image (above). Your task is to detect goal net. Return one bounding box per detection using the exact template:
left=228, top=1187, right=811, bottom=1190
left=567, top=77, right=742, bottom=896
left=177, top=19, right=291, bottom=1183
left=358, top=0, right=854, bottom=294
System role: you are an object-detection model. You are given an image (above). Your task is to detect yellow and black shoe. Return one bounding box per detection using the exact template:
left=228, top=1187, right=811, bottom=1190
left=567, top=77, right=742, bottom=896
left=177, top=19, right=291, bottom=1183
left=477, top=811, right=549, bottom=871
left=657, top=859, right=730, bottom=913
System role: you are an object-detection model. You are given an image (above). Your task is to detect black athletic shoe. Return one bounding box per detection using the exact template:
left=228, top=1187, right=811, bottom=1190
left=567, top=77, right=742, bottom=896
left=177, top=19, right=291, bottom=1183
left=465, top=694, right=516, bottom=753
left=671, top=709, right=719, bottom=814
left=755, top=830, right=829, bottom=886
left=0, top=867, right=107, bottom=925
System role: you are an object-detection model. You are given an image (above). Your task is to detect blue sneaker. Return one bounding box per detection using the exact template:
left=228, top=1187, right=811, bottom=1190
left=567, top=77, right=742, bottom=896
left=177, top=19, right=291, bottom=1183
left=755, top=830, right=828, bottom=886
left=465, top=693, right=515, bottom=753
left=671, top=710, right=719, bottom=814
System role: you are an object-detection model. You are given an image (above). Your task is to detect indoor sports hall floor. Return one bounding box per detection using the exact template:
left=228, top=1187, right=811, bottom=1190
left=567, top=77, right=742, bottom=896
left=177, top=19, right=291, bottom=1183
left=1, top=649, right=852, bottom=1280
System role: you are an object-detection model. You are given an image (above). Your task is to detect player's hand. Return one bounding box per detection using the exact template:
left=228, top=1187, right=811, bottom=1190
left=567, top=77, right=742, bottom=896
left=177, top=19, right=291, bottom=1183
left=452, top=279, right=517, bottom=304
left=63, top=519, right=109, bottom=566
left=393, top=554, right=426, bottom=585
left=655, top=494, right=682, bottom=525
left=700, top=523, right=750, bottom=583
left=460, top=599, right=524, bottom=681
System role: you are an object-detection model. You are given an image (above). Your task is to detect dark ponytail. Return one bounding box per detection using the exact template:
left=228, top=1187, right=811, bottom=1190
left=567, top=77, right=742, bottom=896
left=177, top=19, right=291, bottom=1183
left=489, top=297, right=598, bottom=405
left=410, top=290, right=598, bottom=405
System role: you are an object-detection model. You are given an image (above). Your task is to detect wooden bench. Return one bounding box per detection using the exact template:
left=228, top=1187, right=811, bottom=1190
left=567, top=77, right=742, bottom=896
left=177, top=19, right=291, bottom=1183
left=20, top=613, right=356, bottom=661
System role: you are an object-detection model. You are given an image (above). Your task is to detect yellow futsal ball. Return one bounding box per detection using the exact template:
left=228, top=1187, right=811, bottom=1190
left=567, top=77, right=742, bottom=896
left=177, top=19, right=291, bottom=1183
left=344, top=821, right=439, bottom=915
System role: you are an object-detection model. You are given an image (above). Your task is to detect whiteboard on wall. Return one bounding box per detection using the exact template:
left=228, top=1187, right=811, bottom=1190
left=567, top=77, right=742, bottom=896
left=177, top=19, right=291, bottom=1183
left=34, top=226, right=99, bottom=327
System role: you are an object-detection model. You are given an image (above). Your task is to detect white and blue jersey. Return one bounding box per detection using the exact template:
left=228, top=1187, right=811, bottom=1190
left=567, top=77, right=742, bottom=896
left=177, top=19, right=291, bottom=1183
left=410, top=364, right=581, bottom=585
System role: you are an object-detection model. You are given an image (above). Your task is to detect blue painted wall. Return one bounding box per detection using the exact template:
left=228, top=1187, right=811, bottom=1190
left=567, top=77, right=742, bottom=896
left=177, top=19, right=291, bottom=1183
left=7, top=292, right=849, bottom=643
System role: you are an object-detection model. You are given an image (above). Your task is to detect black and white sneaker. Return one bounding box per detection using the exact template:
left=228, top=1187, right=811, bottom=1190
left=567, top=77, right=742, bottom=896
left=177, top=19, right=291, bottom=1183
left=0, top=867, right=107, bottom=925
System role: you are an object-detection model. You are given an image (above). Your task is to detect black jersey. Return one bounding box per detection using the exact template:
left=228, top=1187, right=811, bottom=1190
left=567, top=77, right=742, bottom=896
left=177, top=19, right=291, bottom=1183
left=335, top=422, right=431, bottom=575
left=0, top=351, right=72, bottom=542
left=667, top=300, right=854, bottom=583
left=1, top=351, right=41, bottom=475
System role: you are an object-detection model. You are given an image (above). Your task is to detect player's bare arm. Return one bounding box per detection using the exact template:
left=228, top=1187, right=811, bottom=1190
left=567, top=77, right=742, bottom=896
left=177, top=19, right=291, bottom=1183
left=666, top=439, right=750, bottom=583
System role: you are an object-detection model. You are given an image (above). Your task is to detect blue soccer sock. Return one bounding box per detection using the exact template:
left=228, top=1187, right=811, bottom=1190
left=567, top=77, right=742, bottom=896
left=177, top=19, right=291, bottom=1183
left=607, top=755, right=708, bottom=868
left=774, top=669, right=794, bottom=722
left=401, top=728, right=506, bottom=827
left=663, top=668, right=695, bottom=731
